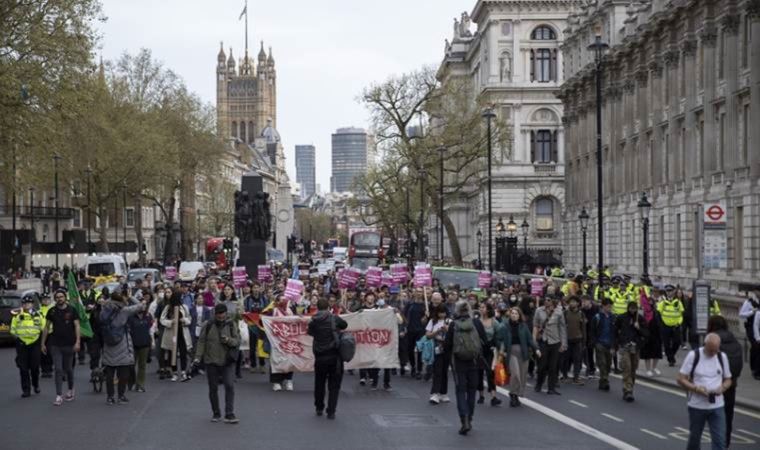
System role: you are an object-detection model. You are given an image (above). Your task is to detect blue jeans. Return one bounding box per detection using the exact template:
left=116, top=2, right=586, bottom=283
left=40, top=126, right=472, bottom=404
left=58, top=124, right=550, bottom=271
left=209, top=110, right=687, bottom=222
left=687, top=406, right=726, bottom=450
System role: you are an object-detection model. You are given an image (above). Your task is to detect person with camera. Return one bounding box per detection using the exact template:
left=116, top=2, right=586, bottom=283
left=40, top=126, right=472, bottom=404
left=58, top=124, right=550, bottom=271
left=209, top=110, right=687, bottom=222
left=677, top=333, right=732, bottom=450
left=307, top=297, right=348, bottom=419
left=194, top=303, right=240, bottom=424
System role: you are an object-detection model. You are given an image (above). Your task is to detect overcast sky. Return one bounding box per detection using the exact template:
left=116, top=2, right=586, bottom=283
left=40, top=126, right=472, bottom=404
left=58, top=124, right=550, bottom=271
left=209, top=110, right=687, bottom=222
left=97, top=0, right=469, bottom=192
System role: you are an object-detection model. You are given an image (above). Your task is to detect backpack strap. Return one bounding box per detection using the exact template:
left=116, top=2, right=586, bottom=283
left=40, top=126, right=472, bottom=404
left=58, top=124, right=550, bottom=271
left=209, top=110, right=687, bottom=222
left=689, top=348, right=700, bottom=382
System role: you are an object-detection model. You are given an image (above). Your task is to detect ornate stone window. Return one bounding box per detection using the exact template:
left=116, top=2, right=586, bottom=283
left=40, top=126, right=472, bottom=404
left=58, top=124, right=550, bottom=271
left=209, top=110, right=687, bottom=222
left=534, top=197, right=555, bottom=232
left=532, top=25, right=556, bottom=40
left=231, top=121, right=238, bottom=139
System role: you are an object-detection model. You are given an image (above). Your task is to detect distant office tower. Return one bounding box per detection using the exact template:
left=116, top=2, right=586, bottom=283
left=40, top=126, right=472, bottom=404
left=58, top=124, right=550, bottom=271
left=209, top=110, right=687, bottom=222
left=331, top=127, right=369, bottom=193
left=295, top=145, right=316, bottom=199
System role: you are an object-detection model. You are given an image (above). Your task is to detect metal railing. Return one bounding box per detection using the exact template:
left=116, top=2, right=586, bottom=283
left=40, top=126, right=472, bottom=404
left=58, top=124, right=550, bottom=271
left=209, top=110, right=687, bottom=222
left=0, top=205, right=75, bottom=220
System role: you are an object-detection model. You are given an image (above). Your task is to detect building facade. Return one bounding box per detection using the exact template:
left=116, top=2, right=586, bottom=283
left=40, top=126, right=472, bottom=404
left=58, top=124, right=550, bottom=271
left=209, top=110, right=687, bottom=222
left=331, top=127, right=371, bottom=193
left=559, top=0, right=759, bottom=295
left=216, top=41, right=277, bottom=141
left=436, top=0, right=582, bottom=267
left=295, top=145, right=316, bottom=199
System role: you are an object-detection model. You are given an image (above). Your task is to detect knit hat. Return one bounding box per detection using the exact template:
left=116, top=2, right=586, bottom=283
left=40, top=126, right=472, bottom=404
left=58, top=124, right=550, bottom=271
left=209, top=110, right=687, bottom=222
left=214, top=303, right=228, bottom=314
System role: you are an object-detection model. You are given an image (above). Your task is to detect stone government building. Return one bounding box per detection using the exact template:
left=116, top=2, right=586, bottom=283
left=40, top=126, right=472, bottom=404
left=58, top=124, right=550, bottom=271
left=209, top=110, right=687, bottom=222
left=558, top=0, right=758, bottom=300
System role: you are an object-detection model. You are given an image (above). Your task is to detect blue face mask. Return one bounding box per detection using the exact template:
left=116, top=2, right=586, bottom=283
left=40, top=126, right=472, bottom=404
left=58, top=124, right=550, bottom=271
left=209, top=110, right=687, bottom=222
left=377, top=299, right=386, bottom=307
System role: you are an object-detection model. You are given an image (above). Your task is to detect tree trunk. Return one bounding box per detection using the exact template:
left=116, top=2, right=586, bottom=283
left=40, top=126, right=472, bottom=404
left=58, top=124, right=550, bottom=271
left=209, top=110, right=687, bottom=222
left=442, top=213, right=463, bottom=266
left=97, top=206, right=109, bottom=253
left=163, top=196, right=176, bottom=265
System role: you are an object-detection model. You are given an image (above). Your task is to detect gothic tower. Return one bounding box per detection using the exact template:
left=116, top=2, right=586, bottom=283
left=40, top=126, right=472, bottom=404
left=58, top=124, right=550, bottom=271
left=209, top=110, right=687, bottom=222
left=215, top=38, right=277, bottom=142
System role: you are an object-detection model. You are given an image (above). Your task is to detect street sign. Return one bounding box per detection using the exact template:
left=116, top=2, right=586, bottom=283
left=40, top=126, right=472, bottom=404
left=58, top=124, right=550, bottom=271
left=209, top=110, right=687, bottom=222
left=703, top=202, right=727, bottom=269
left=693, top=279, right=711, bottom=335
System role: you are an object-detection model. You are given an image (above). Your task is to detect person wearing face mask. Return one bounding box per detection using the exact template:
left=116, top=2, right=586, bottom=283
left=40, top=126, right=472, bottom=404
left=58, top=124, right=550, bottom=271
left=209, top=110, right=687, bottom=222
left=500, top=307, right=540, bottom=407
left=11, top=296, right=45, bottom=397
left=41, top=289, right=81, bottom=406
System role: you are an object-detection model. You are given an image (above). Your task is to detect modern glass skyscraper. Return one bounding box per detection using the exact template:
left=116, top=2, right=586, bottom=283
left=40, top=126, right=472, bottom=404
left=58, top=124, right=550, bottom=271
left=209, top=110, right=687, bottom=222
left=295, top=145, right=316, bottom=199
left=331, top=127, right=369, bottom=193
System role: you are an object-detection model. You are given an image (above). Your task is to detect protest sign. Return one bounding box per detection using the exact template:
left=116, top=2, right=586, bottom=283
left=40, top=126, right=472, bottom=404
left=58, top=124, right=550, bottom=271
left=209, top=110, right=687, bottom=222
left=413, top=265, right=432, bottom=287
left=262, top=309, right=400, bottom=373
left=257, top=265, right=273, bottom=283
left=232, top=266, right=248, bottom=289
left=477, top=271, right=492, bottom=289
left=365, top=267, right=383, bottom=288
left=284, top=279, right=304, bottom=302
left=165, top=266, right=177, bottom=281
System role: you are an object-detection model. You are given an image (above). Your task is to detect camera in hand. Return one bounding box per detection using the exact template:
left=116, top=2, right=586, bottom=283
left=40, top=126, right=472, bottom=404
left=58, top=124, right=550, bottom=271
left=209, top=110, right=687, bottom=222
left=708, top=393, right=716, bottom=404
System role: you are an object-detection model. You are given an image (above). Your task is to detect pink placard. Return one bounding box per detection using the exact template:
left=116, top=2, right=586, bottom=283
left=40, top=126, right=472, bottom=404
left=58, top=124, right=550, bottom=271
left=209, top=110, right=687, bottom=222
left=165, top=267, right=177, bottom=281
left=257, top=265, right=273, bottom=283
left=413, top=265, right=432, bottom=287
left=338, top=267, right=361, bottom=289
left=284, top=279, right=304, bottom=301
left=381, top=272, right=394, bottom=287
left=232, top=267, right=248, bottom=289
left=530, top=278, right=544, bottom=297
left=477, top=271, right=492, bottom=289
left=390, top=263, right=408, bottom=285
left=365, top=267, right=383, bottom=288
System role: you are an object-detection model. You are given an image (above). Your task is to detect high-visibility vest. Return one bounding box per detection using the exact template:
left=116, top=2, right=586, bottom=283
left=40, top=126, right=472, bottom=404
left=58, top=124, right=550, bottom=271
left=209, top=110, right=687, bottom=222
left=593, top=286, right=613, bottom=303
left=657, top=299, right=684, bottom=327
left=611, top=289, right=629, bottom=315
left=10, top=310, right=44, bottom=345
left=603, top=269, right=612, bottom=278
left=710, top=300, right=721, bottom=316
left=561, top=281, right=578, bottom=297
left=587, top=269, right=599, bottom=280
left=551, top=267, right=562, bottom=277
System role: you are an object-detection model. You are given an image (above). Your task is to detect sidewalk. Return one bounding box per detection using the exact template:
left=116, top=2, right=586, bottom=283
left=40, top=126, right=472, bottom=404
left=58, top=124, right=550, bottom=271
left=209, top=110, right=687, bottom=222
left=634, top=347, right=760, bottom=412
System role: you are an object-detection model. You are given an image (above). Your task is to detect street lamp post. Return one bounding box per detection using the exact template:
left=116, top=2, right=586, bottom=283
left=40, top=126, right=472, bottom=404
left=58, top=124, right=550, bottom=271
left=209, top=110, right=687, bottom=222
left=588, top=26, right=609, bottom=272
left=482, top=108, right=496, bottom=273
left=418, top=168, right=427, bottom=262
left=68, top=237, right=75, bottom=269
left=84, top=165, right=93, bottom=255
left=476, top=229, right=483, bottom=270
left=437, top=146, right=446, bottom=261
left=53, top=153, right=62, bottom=269
left=122, top=181, right=127, bottom=263
left=405, top=187, right=411, bottom=258
left=495, top=217, right=505, bottom=271
left=196, top=209, right=202, bottom=260
left=11, top=144, right=17, bottom=270
left=29, top=187, right=35, bottom=265
left=579, top=208, right=590, bottom=271
left=506, top=215, right=518, bottom=274
left=521, top=218, right=529, bottom=255
left=638, top=192, right=652, bottom=277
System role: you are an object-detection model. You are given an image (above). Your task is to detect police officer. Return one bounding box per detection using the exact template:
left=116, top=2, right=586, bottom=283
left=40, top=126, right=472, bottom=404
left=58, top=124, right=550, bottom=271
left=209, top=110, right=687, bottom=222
left=10, top=297, right=45, bottom=397
left=609, top=277, right=630, bottom=316
left=657, top=285, right=684, bottom=366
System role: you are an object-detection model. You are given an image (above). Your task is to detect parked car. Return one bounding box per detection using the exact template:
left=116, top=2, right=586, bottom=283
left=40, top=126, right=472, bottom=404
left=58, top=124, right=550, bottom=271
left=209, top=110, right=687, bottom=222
left=85, top=254, right=128, bottom=279
left=0, top=290, right=41, bottom=344
left=127, top=268, right=162, bottom=288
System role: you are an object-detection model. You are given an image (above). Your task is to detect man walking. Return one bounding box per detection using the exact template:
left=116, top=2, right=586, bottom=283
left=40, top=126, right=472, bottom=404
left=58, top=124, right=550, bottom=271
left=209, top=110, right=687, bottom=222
left=10, top=296, right=44, bottom=397
left=194, top=303, right=240, bottom=424
left=308, top=298, right=348, bottom=419
left=677, top=333, right=732, bottom=450
left=41, top=289, right=80, bottom=406
left=615, top=301, right=647, bottom=402
left=533, top=299, right=566, bottom=395
left=445, top=301, right=487, bottom=436
left=590, top=298, right=615, bottom=391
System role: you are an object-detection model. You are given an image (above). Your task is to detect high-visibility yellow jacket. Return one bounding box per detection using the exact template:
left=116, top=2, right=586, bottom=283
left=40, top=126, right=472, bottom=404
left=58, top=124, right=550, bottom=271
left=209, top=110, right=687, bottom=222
left=657, top=298, right=684, bottom=327
left=587, top=269, right=599, bottom=280
left=10, top=310, right=44, bottom=345
left=610, top=288, right=630, bottom=315
left=710, top=299, right=721, bottom=316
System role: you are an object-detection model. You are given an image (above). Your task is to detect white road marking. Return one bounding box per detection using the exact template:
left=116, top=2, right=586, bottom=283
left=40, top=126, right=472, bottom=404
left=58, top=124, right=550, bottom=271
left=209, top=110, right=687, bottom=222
left=569, top=400, right=588, bottom=408
left=602, top=413, right=624, bottom=423
left=738, top=429, right=760, bottom=439
left=640, top=428, right=668, bottom=440
left=609, top=374, right=760, bottom=420
left=495, top=386, right=638, bottom=450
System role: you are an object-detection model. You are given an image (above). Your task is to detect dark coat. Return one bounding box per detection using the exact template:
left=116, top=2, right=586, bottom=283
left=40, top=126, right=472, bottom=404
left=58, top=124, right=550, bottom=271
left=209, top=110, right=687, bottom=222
left=308, top=310, right=347, bottom=360
left=128, top=313, right=153, bottom=349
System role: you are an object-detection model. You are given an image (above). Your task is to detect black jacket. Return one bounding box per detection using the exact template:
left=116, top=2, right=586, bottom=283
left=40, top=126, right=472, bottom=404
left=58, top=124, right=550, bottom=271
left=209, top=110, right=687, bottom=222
left=308, top=310, right=347, bottom=359
left=128, top=313, right=153, bottom=349
left=614, top=311, right=648, bottom=348
left=715, top=329, right=743, bottom=380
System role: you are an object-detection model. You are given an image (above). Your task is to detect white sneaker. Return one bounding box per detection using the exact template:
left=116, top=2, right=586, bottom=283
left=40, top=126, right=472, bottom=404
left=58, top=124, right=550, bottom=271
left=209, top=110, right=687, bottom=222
left=653, top=368, right=662, bottom=376
left=170, top=373, right=179, bottom=382
left=429, top=393, right=440, bottom=404
left=439, top=394, right=451, bottom=403
left=646, top=370, right=654, bottom=377
left=359, top=378, right=366, bottom=386
left=284, top=380, right=294, bottom=391
left=272, top=383, right=282, bottom=392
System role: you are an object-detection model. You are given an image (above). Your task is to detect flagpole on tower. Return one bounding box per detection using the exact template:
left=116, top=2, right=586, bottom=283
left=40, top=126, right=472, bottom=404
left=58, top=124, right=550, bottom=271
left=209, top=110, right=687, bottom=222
left=244, top=0, right=248, bottom=54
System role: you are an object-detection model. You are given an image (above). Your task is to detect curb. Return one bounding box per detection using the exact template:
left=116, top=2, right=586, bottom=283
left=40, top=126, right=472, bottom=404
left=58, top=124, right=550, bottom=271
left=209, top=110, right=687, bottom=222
left=637, top=373, right=760, bottom=413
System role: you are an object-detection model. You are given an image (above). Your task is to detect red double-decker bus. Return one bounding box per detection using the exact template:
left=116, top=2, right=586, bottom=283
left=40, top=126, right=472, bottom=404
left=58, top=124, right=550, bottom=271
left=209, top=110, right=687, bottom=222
left=205, top=238, right=229, bottom=270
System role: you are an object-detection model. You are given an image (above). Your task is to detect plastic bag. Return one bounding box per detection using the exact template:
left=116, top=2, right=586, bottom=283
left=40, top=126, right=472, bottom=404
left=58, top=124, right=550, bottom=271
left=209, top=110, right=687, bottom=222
left=494, top=359, right=510, bottom=386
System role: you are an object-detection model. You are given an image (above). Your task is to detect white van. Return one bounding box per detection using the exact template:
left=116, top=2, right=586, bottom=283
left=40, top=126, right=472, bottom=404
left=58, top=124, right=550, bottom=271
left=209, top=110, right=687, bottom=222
left=85, top=255, right=128, bottom=279
left=178, top=261, right=205, bottom=281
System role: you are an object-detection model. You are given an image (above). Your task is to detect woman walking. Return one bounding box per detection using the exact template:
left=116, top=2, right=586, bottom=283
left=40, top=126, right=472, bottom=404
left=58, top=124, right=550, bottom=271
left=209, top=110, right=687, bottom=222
left=426, top=305, right=450, bottom=404
left=639, top=288, right=662, bottom=376
left=476, top=303, right=502, bottom=406
left=500, top=307, right=540, bottom=406
left=160, top=292, right=192, bottom=382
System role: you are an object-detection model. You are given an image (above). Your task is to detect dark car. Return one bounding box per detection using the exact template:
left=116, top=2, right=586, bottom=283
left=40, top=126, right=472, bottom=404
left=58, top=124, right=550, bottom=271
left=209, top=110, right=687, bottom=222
left=0, top=290, right=41, bottom=344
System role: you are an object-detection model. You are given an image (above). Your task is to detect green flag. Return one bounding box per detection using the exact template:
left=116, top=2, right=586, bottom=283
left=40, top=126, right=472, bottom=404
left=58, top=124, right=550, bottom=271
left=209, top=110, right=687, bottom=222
left=67, top=271, right=93, bottom=338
